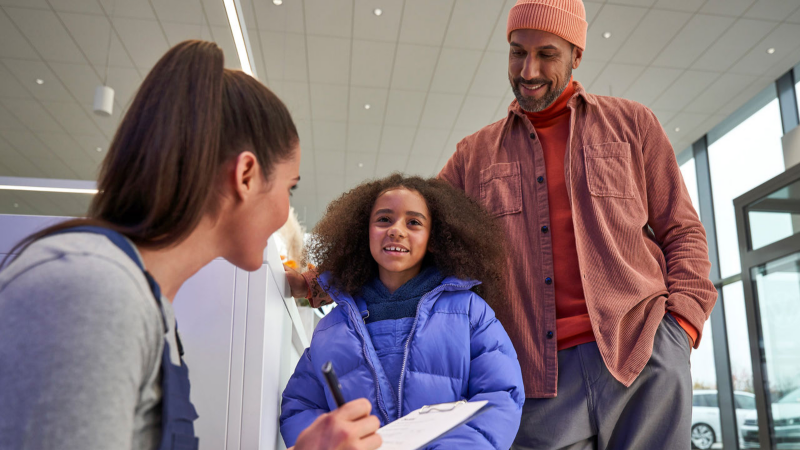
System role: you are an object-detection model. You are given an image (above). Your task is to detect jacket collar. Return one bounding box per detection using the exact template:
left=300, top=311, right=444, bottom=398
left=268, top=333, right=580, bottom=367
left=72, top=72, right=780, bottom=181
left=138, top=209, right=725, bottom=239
left=316, top=271, right=480, bottom=309
left=508, top=80, right=596, bottom=120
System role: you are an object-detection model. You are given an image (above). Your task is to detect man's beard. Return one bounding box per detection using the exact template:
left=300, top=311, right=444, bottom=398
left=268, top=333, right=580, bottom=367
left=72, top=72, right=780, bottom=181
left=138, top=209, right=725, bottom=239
left=511, top=64, right=572, bottom=113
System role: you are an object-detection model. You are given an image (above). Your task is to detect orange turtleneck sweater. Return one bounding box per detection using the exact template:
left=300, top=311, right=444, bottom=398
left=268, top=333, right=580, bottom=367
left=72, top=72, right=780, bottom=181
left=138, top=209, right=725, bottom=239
left=524, top=79, right=595, bottom=351
left=524, top=79, right=698, bottom=351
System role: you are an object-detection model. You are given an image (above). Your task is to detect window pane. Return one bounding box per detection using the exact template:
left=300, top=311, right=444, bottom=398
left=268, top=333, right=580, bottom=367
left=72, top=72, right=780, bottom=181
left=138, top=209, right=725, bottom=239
left=709, top=98, right=785, bottom=279
left=795, top=69, right=800, bottom=116
left=680, top=158, right=701, bottom=220
left=746, top=178, right=800, bottom=250
left=723, top=281, right=759, bottom=449
left=751, top=253, right=800, bottom=448
left=691, top=318, right=721, bottom=449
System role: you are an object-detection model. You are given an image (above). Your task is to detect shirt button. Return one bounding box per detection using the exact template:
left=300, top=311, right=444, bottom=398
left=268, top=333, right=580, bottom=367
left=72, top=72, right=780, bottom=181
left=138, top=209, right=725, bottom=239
left=537, top=176, right=544, bottom=184
left=530, top=132, right=537, bottom=140
left=547, top=331, right=554, bottom=339
left=541, top=225, right=549, bottom=233
left=545, top=277, right=552, bottom=285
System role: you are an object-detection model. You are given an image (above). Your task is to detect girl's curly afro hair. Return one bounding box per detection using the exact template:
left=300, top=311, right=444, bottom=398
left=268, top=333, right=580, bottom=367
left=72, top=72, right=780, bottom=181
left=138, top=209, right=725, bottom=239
left=306, top=173, right=507, bottom=307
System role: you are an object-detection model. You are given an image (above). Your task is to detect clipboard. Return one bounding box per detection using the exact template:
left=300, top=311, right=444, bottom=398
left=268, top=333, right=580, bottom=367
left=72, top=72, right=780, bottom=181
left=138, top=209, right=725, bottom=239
left=376, top=400, right=494, bottom=450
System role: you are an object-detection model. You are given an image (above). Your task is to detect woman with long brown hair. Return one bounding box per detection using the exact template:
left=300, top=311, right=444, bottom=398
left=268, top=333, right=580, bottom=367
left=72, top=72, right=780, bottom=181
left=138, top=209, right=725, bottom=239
left=0, top=41, right=380, bottom=450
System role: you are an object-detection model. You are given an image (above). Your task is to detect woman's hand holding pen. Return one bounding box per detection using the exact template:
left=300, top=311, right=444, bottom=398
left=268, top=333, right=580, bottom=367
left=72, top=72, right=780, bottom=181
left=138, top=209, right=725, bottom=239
left=291, top=398, right=382, bottom=450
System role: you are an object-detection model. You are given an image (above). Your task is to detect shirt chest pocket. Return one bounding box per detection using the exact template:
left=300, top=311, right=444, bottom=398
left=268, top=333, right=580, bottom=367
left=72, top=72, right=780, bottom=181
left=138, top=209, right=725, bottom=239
left=583, top=142, right=635, bottom=199
left=480, top=162, right=522, bottom=217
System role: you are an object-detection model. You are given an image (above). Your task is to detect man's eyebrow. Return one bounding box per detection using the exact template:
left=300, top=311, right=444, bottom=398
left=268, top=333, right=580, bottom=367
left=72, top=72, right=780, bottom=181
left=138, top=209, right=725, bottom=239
left=509, top=41, right=559, bottom=51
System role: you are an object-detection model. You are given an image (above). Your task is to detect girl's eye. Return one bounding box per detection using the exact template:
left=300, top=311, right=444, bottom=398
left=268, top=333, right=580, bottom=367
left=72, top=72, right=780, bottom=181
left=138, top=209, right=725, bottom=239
left=409, top=219, right=422, bottom=226
left=376, top=216, right=390, bottom=223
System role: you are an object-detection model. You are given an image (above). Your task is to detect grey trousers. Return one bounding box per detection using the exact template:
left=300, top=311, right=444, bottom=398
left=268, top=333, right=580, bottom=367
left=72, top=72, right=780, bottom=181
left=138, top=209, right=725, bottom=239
left=512, top=313, right=693, bottom=450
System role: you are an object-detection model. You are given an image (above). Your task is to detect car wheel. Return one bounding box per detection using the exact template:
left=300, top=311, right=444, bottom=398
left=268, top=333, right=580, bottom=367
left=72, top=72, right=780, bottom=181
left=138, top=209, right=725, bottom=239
left=691, top=423, right=716, bottom=450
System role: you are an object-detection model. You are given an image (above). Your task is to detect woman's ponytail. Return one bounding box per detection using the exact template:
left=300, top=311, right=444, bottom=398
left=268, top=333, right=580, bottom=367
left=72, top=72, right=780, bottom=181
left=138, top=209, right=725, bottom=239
left=90, top=40, right=226, bottom=247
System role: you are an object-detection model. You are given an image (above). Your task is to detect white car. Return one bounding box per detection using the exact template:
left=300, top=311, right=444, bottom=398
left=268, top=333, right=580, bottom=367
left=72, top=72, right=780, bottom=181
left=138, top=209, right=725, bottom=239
left=691, top=390, right=756, bottom=449
left=739, top=387, right=800, bottom=449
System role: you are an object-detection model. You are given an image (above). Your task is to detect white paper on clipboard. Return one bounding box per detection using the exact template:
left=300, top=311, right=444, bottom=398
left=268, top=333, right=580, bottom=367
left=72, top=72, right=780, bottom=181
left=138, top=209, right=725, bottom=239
left=376, top=400, right=492, bottom=450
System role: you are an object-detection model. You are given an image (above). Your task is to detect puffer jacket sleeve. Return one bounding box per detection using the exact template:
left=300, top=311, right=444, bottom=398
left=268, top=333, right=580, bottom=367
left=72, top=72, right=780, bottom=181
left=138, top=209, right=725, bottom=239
left=427, top=293, right=525, bottom=450
left=279, top=348, right=329, bottom=447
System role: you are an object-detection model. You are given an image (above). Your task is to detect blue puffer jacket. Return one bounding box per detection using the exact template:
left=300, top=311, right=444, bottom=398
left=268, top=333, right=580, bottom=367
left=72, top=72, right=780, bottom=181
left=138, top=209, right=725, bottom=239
left=280, top=272, right=525, bottom=449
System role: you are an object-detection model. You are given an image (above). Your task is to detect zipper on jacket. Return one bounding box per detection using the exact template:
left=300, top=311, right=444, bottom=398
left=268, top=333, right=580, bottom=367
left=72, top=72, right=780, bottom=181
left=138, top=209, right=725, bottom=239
left=396, top=282, right=464, bottom=420
left=339, top=301, right=391, bottom=424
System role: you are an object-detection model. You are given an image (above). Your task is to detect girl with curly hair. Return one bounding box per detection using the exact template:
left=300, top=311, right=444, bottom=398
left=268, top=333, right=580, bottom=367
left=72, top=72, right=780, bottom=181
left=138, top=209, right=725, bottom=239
left=280, top=174, right=524, bottom=449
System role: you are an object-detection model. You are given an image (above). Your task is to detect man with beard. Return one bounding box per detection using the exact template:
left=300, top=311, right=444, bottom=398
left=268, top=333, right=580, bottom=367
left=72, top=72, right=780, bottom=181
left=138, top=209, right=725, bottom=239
left=438, top=0, right=717, bottom=448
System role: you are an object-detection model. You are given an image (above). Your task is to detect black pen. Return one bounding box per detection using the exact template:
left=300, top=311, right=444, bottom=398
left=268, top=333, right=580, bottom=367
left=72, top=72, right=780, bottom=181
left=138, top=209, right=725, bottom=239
left=322, top=361, right=347, bottom=408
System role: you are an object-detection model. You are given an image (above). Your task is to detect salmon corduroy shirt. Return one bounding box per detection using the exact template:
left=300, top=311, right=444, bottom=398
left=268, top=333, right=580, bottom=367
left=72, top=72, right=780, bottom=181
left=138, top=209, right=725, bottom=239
left=439, top=81, right=716, bottom=397
left=523, top=79, right=699, bottom=352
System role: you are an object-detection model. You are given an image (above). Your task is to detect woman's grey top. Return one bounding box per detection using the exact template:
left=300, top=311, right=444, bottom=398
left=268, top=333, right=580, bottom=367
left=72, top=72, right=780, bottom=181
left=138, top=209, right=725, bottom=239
left=0, top=233, right=180, bottom=450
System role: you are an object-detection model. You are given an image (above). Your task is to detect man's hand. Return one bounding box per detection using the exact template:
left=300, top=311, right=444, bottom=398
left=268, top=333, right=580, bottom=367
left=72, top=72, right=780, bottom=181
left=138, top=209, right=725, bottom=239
left=292, top=399, right=382, bottom=450
left=285, top=265, right=309, bottom=298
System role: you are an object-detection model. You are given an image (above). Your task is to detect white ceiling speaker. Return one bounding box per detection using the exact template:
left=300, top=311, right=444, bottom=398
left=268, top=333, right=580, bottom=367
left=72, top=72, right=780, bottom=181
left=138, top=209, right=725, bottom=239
left=94, top=85, right=115, bottom=117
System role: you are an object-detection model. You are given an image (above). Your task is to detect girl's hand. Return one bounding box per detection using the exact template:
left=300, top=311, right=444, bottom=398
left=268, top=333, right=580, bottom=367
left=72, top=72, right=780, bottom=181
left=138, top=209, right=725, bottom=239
left=284, top=265, right=332, bottom=308
left=284, top=265, right=309, bottom=298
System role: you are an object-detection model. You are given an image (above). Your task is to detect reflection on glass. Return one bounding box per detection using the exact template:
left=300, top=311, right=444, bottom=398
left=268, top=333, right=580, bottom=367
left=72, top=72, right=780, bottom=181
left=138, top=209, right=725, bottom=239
left=691, top=320, right=723, bottom=449
left=722, top=282, right=759, bottom=449
left=680, top=157, right=701, bottom=220
left=709, top=98, right=785, bottom=279
left=747, top=179, right=800, bottom=250
left=747, top=253, right=800, bottom=449
left=796, top=76, right=800, bottom=119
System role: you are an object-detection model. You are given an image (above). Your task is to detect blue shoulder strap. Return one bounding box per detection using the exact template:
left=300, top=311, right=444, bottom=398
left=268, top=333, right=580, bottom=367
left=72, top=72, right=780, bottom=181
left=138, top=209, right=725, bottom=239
left=50, top=226, right=170, bottom=335
left=61, top=226, right=144, bottom=270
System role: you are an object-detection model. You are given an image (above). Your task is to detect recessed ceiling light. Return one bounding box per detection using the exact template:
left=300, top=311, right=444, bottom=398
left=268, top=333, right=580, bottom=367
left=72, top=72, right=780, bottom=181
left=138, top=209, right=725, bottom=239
left=273, top=0, right=282, bottom=4
left=767, top=47, right=776, bottom=54
left=13, top=203, right=19, bottom=208
left=35, top=79, right=44, bottom=85
left=358, top=163, right=364, bottom=168
left=602, top=31, right=611, bottom=39
left=96, top=147, right=103, bottom=152
left=364, top=104, right=371, bottom=110
left=373, top=8, right=383, bottom=16
left=674, top=127, right=681, bottom=132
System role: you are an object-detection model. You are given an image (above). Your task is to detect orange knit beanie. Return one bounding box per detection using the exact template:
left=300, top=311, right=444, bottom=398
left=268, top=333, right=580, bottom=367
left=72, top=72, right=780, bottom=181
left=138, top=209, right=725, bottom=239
left=507, top=0, right=588, bottom=50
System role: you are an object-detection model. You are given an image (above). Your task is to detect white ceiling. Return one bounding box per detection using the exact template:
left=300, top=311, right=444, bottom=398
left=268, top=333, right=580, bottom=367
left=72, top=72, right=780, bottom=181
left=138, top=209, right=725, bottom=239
left=2, top=0, right=800, bottom=225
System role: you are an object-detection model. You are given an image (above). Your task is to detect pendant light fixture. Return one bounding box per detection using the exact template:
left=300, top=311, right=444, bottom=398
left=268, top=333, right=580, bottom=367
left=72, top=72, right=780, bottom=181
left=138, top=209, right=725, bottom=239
left=94, top=0, right=116, bottom=117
